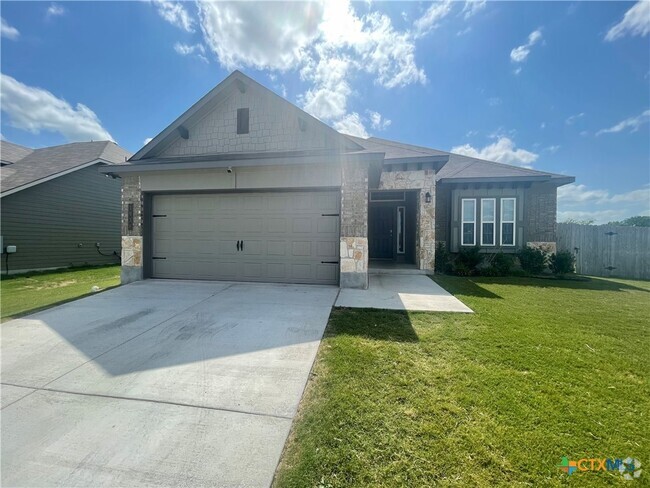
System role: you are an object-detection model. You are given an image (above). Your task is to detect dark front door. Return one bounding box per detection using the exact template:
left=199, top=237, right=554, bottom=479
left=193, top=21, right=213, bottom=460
left=369, top=205, right=395, bottom=259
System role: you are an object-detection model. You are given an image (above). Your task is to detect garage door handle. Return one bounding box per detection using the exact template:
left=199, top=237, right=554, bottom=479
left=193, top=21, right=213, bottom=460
left=241, top=240, right=244, bottom=251
left=236, top=240, right=241, bottom=251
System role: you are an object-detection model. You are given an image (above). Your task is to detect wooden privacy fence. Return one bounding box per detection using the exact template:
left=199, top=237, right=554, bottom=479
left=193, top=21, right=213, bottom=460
left=557, top=223, right=650, bottom=280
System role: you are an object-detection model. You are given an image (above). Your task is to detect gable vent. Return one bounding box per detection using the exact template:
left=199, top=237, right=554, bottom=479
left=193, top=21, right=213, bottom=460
left=237, top=108, right=250, bottom=134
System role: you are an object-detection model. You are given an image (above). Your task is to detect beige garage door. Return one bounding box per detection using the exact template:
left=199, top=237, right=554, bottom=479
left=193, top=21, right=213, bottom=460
left=151, top=191, right=340, bottom=285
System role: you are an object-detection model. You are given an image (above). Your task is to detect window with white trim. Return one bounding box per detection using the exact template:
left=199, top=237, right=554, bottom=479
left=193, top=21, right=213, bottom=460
left=461, top=199, right=476, bottom=246
left=481, top=198, right=496, bottom=246
left=500, top=198, right=516, bottom=246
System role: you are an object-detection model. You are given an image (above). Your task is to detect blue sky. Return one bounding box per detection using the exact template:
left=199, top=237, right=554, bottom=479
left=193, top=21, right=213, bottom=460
left=1, top=1, right=649, bottom=223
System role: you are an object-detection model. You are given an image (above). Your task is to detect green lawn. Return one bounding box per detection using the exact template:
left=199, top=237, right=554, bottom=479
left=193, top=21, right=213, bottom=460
left=275, top=276, right=650, bottom=487
left=1, top=265, right=120, bottom=321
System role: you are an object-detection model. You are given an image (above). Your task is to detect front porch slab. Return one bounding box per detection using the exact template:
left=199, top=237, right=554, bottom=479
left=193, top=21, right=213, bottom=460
left=335, top=275, right=473, bottom=313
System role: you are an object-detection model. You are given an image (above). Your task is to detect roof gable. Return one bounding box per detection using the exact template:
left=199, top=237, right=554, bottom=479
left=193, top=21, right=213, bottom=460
left=132, top=71, right=362, bottom=161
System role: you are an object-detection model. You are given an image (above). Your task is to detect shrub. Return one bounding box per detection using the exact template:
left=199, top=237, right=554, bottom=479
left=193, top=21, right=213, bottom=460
left=453, top=246, right=483, bottom=275
left=517, top=246, right=548, bottom=275
left=478, top=265, right=501, bottom=277
left=549, top=251, right=575, bottom=276
left=435, top=242, right=453, bottom=274
left=492, top=253, right=514, bottom=276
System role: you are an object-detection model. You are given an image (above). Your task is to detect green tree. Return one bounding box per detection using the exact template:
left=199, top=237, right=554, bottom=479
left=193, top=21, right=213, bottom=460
left=607, top=216, right=650, bottom=227
left=561, top=218, right=595, bottom=225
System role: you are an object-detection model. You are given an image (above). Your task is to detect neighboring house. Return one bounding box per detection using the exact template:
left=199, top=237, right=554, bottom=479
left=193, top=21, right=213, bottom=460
left=1, top=140, right=131, bottom=274
left=101, top=71, right=574, bottom=288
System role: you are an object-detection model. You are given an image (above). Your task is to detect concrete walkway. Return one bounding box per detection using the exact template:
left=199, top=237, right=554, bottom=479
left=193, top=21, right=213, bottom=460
left=336, top=274, right=473, bottom=313
left=1, top=280, right=338, bottom=487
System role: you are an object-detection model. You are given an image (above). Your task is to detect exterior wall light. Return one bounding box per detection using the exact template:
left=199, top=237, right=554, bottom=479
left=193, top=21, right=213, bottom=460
left=425, top=192, right=432, bottom=203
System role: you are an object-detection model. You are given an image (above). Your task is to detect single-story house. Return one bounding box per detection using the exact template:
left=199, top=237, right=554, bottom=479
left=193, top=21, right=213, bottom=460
left=100, top=71, right=574, bottom=288
left=1, top=140, right=131, bottom=274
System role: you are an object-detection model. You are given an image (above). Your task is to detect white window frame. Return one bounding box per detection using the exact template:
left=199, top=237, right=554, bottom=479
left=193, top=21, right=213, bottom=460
left=481, top=198, right=496, bottom=246
left=461, top=199, right=476, bottom=246
left=500, top=198, right=516, bottom=246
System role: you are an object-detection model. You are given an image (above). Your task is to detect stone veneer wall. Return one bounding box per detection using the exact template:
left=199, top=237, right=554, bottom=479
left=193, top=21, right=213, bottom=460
left=340, top=161, right=369, bottom=289
left=379, top=170, right=436, bottom=270
left=121, top=175, right=144, bottom=283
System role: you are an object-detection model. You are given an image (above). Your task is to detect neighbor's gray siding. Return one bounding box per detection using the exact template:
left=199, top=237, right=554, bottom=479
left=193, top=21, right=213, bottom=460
left=1, top=165, right=121, bottom=273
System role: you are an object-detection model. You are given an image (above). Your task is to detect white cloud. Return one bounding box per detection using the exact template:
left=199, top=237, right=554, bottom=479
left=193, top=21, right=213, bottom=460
left=173, top=43, right=204, bottom=56
left=557, top=184, right=650, bottom=223
left=197, top=2, right=322, bottom=71
left=487, top=97, right=501, bottom=106
left=596, top=109, right=650, bottom=135
left=461, top=0, right=487, bottom=20
left=1, top=17, right=19, bottom=40
left=558, top=183, right=650, bottom=205
left=605, top=1, right=650, bottom=42
left=0, top=73, right=113, bottom=142
left=546, top=145, right=560, bottom=154
left=47, top=3, right=65, bottom=18
left=540, top=122, right=546, bottom=129
left=152, top=0, right=194, bottom=32
left=367, top=110, right=391, bottom=131
left=143, top=137, right=153, bottom=146
left=196, top=1, right=433, bottom=138
left=465, top=129, right=478, bottom=138
left=413, top=1, right=453, bottom=38
left=457, top=26, right=472, bottom=36
left=513, top=67, right=522, bottom=76
left=451, top=137, right=538, bottom=168
left=510, top=29, right=542, bottom=63
left=333, top=112, right=369, bottom=138
left=173, top=42, right=208, bottom=62
left=565, top=112, right=585, bottom=125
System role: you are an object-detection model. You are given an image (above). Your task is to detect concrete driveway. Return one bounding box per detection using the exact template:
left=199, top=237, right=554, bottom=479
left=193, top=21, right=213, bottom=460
left=1, top=280, right=338, bottom=487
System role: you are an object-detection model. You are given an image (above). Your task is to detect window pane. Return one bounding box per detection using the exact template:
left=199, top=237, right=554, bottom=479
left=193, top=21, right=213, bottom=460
left=463, top=223, right=475, bottom=245
left=482, top=223, right=494, bottom=245
left=502, top=199, right=515, bottom=221
left=462, top=200, right=475, bottom=221
left=502, top=223, right=514, bottom=245
left=482, top=200, right=495, bottom=221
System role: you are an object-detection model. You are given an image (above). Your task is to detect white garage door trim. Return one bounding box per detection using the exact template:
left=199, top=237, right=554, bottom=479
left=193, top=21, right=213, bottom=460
left=150, top=190, right=340, bottom=285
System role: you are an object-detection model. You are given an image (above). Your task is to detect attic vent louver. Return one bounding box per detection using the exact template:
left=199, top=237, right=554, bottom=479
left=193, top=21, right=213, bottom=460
left=177, top=125, right=189, bottom=140
left=298, top=117, right=307, bottom=132
left=237, top=108, right=249, bottom=134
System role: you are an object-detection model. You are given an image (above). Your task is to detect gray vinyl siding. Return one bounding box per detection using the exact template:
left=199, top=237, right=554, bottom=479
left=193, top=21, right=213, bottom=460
left=1, top=165, right=121, bottom=273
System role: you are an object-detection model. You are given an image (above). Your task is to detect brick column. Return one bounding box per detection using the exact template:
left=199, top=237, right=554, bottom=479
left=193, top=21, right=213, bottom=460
left=340, top=161, right=369, bottom=289
left=121, top=175, right=144, bottom=284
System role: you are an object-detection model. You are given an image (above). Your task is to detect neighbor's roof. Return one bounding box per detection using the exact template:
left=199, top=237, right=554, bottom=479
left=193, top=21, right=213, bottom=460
left=1, top=140, right=131, bottom=196
left=0, top=141, right=33, bottom=164
left=346, top=135, right=575, bottom=185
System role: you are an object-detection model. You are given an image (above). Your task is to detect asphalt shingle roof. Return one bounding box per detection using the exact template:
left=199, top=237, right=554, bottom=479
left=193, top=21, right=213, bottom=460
left=0, top=141, right=33, bottom=164
left=1, top=141, right=131, bottom=194
left=345, top=135, right=573, bottom=183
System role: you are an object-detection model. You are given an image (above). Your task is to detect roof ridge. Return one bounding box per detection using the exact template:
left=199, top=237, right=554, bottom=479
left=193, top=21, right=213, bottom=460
left=1, top=140, right=33, bottom=150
